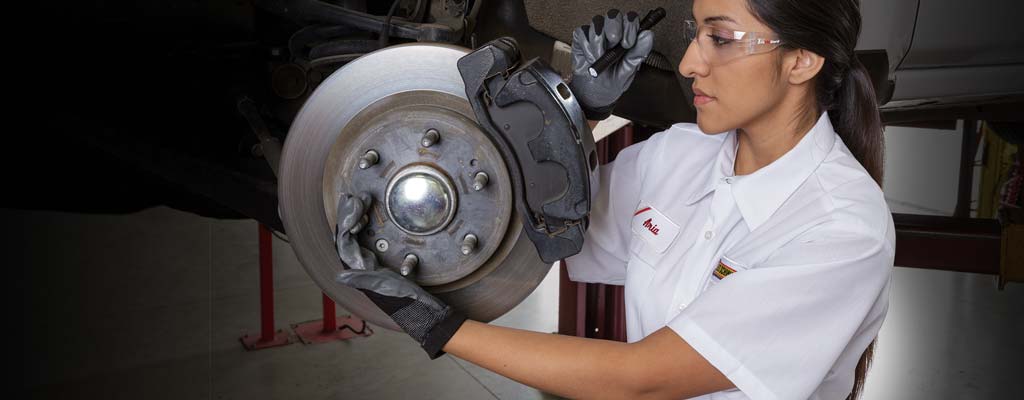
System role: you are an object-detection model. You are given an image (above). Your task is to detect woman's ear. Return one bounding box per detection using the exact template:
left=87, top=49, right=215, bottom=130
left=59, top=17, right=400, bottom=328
left=785, top=48, right=824, bottom=85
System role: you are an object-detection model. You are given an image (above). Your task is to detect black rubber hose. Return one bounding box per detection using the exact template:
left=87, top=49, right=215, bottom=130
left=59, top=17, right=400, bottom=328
left=378, top=0, right=403, bottom=49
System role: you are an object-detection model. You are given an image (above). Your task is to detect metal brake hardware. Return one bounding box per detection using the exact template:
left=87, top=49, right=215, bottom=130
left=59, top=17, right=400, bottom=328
left=458, top=37, right=599, bottom=263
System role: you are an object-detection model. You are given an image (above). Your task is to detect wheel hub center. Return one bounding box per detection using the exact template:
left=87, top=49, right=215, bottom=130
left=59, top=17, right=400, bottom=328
left=385, top=165, right=457, bottom=236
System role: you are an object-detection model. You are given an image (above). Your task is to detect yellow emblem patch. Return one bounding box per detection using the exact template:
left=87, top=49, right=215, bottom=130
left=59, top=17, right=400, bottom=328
left=713, top=261, right=737, bottom=280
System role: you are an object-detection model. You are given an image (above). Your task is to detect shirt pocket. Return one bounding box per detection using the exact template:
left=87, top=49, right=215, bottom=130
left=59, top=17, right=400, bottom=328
left=628, top=232, right=664, bottom=270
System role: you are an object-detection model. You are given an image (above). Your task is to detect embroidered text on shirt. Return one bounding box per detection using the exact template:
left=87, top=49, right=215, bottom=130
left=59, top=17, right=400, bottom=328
left=642, top=218, right=660, bottom=235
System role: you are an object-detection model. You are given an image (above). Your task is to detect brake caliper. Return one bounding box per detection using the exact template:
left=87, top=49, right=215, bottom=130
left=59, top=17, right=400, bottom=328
left=458, top=37, right=598, bottom=263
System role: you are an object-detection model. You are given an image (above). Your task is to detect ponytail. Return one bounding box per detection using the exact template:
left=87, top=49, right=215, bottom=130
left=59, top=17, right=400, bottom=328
left=828, top=55, right=886, bottom=188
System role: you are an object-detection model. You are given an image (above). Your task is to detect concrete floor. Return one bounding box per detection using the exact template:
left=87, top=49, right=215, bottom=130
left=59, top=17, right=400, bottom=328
left=21, top=120, right=1023, bottom=399
left=20, top=205, right=564, bottom=399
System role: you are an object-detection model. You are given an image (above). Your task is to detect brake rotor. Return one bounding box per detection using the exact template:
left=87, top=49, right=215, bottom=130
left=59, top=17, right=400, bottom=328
left=279, top=43, right=551, bottom=330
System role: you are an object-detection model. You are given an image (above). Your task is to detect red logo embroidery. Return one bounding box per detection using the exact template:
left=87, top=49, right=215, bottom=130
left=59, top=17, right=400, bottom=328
left=642, top=218, right=660, bottom=235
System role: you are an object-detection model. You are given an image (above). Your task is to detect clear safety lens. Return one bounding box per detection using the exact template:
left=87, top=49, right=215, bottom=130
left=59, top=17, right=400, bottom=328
left=683, top=19, right=783, bottom=65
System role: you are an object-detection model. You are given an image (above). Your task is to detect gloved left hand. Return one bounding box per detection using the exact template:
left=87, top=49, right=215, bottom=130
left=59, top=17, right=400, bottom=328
left=568, top=9, right=655, bottom=121
left=333, top=192, right=467, bottom=359
left=334, top=191, right=379, bottom=271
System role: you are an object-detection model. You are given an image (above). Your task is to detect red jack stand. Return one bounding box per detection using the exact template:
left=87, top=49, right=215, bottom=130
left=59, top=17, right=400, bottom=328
left=292, top=293, right=374, bottom=344
left=240, top=224, right=294, bottom=350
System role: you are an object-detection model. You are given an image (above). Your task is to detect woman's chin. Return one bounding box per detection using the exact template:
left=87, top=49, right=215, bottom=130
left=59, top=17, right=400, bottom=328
left=695, top=114, right=729, bottom=135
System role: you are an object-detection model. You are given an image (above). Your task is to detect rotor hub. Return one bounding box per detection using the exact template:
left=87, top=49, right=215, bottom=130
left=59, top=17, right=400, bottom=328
left=386, top=165, right=457, bottom=236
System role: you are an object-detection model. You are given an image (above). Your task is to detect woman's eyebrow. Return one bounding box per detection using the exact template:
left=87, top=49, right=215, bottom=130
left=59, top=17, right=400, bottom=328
left=703, top=15, right=737, bottom=24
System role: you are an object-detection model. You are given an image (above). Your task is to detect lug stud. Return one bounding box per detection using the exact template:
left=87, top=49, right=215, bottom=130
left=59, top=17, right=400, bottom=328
left=358, top=149, right=379, bottom=169
left=400, top=253, right=419, bottom=276
left=461, top=233, right=478, bottom=255
left=472, top=171, right=489, bottom=191
left=421, top=129, right=440, bottom=147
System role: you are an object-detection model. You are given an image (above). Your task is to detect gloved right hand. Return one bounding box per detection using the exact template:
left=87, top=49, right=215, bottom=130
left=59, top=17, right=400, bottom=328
left=569, top=9, right=654, bottom=121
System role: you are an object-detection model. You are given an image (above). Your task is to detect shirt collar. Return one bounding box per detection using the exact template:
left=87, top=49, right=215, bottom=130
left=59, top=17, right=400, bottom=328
left=683, top=111, right=838, bottom=231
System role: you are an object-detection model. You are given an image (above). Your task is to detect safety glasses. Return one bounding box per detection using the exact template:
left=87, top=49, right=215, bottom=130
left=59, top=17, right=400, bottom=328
left=683, top=19, right=783, bottom=65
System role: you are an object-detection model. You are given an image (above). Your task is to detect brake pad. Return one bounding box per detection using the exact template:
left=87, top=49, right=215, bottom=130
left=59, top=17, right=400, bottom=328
left=458, top=37, right=598, bottom=263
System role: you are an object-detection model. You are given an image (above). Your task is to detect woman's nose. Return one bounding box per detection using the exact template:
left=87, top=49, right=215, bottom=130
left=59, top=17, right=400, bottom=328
left=678, top=40, right=709, bottom=78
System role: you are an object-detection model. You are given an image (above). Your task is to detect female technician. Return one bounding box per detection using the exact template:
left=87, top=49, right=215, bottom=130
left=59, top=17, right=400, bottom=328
left=333, top=0, right=896, bottom=398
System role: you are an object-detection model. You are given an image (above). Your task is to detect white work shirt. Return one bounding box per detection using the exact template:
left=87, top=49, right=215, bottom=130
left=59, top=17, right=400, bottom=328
left=566, top=111, right=896, bottom=400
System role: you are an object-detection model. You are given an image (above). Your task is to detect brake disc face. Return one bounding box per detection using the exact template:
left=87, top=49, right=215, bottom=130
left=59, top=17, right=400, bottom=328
left=279, top=43, right=551, bottom=330
left=321, top=90, right=514, bottom=287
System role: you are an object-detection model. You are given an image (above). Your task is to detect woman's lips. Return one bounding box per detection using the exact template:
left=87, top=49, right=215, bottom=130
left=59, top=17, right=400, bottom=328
left=694, top=95, right=715, bottom=106
left=693, top=86, right=715, bottom=106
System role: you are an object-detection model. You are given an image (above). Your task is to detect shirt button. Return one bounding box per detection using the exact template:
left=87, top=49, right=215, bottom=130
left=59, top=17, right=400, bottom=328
left=724, top=177, right=734, bottom=184
left=704, top=231, right=713, bottom=240
left=678, top=303, right=688, bottom=310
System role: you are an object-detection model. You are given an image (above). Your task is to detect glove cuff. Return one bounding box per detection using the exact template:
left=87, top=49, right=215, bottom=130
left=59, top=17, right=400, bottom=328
left=421, top=307, right=468, bottom=359
left=582, top=102, right=615, bottom=121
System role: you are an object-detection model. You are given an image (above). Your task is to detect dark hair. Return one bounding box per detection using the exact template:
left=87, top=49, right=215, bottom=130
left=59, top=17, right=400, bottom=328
left=744, top=0, right=884, bottom=398
left=747, top=0, right=885, bottom=188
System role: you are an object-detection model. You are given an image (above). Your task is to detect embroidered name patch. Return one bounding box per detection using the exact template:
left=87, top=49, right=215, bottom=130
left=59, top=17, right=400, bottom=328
left=630, top=204, right=681, bottom=253
left=713, top=260, right=737, bottom=280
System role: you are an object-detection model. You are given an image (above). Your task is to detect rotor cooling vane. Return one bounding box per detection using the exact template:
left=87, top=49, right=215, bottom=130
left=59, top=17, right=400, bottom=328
left=279, top=44, right=553, bottom=330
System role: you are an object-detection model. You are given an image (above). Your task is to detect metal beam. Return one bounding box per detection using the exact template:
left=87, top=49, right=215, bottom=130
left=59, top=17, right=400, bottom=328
left=893, top=213, right=1002, bottom=275
left=881, top=99, right=1024, bottom=125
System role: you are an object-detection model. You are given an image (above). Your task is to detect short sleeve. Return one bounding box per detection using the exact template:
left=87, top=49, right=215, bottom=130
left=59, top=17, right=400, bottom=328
left=564, top=132, right=660, bottom=285
left=668, top=220, right=895, bottom=399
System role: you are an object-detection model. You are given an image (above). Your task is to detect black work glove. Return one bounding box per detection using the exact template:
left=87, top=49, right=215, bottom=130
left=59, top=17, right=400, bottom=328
left=334, top=192, right=379, bottom=271
left=333, top=192, right=467, bottom=359
left=569, top=9, right=654, bottom=121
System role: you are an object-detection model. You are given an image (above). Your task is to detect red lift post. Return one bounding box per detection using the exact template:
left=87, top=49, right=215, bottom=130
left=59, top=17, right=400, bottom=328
left=241, top=224, right=372, bottom=349
left=240, top=223, right=293, bottom=350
